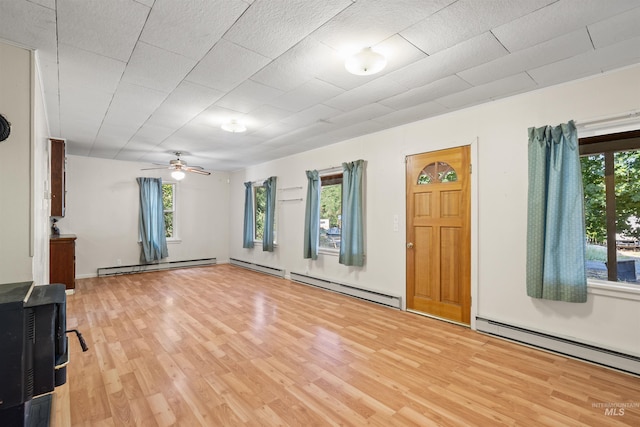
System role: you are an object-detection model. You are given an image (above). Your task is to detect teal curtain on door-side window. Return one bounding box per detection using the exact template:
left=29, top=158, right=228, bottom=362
left=262, top=176, right=277, bottom=252
left=340, top=160, right=365, bottom=267
left=303, top=170, right=320, bottom=260
left=527, top=120, right=587, bottom=303
left=137, top=177, right=168, bottom=263
left=243, top=181, right=254, bottom=249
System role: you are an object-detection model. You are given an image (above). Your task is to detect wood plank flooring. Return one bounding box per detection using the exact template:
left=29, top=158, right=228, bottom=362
left=65, top=265, right=640, bottom=426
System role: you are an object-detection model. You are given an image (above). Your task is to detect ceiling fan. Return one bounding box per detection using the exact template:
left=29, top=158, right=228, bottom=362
left=141, top=152, right=211, bottom=180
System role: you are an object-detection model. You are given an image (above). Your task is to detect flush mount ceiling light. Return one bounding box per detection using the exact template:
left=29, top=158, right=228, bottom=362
left=221, top=119, right=247, bottom=133
left=345, top=47, right=387, bottom=76
left=171, top=169, right=186, bottom=181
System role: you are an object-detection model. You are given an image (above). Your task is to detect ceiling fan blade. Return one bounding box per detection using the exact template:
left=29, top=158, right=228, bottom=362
left=186, top=168, right=211, bottom=176
left=141, top=166, right=170, bottom=171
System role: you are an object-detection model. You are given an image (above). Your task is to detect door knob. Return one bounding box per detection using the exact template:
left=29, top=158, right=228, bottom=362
left=407, top=242, right=414, bottom=248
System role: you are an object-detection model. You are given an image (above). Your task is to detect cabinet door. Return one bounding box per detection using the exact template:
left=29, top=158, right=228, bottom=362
left=51, top=139, right=65, bottom=217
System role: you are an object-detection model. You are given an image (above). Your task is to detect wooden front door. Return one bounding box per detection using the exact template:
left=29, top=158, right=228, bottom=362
left=406, top=146, right=471, bottom=325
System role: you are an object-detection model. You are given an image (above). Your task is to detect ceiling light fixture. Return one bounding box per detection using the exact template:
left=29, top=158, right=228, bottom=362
left=345, top=47, right=387, bottom=76
left=171, top=170, right=186, bottom=181
left=221, top=119, right=247, bottom=133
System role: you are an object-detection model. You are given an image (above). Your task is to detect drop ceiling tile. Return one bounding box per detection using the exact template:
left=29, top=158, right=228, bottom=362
left=129, top=123, right=178, bottom=146
left=328, top=103, right=395, bottom=126
left=312, top=0, right=455, bottom=50
left=223, top=0, right=351, bottom=59
left=0, top=0, right=57, bottom=52
left=250, top=37, right=337, bottom=92
left=324, top=76, right=406, bottom=111
left=588, top=6, right=640, bottom=49
left=598, top=36, right=640, bottom=72
left=59, top=85, right=114, bottom=145
left=121, top=42, right=196, bottom=93
left=387, top=32, right=508, bottom=89
left=58, top=43, right=126, bottom=94
left=215, top=80, right=284, bottom=114
left=493, top=0, right=640, bottom=52
left=380, top=75, right=471, bottom=110
left=100, top=83, right=168, bottom=133
left=373, top=101, right=448, bottom=127
left=245, top=105, right=293, bottom=128
left=185, top=39, right=271, bottom=92
left=57, top=0, right=149, bottom=61
left=280, top=104, right=342, bottom=127
left=140, top=0, right=248, bottom=60
left=146, top=81, right=224, bottom=129
left=401, top=0, right=554, bottom=54
left=436, top=73, right=537, bottom=109
left=30, top=0, right=55, bottom=8
left=249, top=122, right=298, bottom=139
left=269, top=79, right=344, bottom=112
left=458, top=29, right=593, bottom=86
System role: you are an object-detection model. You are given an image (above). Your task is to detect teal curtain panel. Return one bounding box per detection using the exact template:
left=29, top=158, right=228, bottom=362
left=340, top=160, right=365, bottom=267
left=527, top=120, right=587, bottom=302
left=243, top=181, right=254, bottom=249
left=137, top=177, right=168, bottom=263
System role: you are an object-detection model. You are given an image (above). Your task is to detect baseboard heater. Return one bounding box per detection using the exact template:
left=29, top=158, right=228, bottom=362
left=476, top=317, right=640, bottom=376
left=229, top=258, right=285, bottom=278
left=97, top=258, right=217, bottom=277
left=290, top=272, right=402, bottom=310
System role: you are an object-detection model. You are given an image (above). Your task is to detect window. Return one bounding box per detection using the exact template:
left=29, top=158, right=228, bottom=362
left=580, top=130, right=640, bottom=283
left=254, top=185, right=266, bottom=241
left=319, top=173, right=342, bottom=250
left=252, top=183, right=277, bottom=243
left=417, top=161, right=458, bottom=184
left=162, top=183, right=176, bottom=239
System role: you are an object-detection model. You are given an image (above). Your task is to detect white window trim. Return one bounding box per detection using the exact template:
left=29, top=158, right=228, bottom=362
left=587, top=279, right=640, bottom=301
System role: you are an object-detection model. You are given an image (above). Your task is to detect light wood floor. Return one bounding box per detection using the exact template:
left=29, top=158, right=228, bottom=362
left=66, top=265, right=640, bottom=426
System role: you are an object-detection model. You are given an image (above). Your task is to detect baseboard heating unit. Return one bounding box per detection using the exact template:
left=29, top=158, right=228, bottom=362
left=476, top=317, right=640, bottom=375
left=229, top=258, right=285, bottom=278
left=97, top=258, right=217, bottom=277
left=290, top=272, right=402, bottom=310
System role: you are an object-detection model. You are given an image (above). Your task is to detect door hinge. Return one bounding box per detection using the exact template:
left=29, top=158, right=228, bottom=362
left=470, top=163, right=472, bottom=174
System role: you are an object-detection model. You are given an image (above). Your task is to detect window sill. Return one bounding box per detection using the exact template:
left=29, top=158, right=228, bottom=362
left=167, top=239, right=181, bottom=244
left=318, top=248, right=339, bottom=256
left=587, top=279, right=640, bottom=301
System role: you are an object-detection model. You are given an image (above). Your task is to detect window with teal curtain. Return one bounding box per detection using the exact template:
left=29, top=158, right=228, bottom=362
left=243, top=181, right=254, bottom=249
left=340, top=160, right=365, bottom=267
left=262, top=176, right=277, bottom=252
left=527, top=120, right=587, bottom=302
left=303, top=170, right=320, bottom=260
left=137, top=177, right=168, bottom=263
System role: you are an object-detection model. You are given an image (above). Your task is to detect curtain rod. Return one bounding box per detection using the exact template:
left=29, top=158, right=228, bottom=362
left=576, top=110, right=640, bottom=128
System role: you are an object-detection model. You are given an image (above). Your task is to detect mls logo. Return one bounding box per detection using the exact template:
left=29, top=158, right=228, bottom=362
left=604, top=408, right=625, bottom=416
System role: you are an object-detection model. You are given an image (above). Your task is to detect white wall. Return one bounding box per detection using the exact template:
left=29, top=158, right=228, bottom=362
left=230, top=65, right=640, bottom=357
left=57, top=156, right=230, bottom=277
left=0, top=41, right=47, bottom=284
left=32, top=55, right=51, bottom=285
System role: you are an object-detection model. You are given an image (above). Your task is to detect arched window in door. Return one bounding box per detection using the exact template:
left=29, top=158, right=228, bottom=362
left=417, top=161, right=458, bottom=184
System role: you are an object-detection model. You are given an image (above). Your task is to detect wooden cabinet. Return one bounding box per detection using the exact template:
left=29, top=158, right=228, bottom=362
left=50, top=235, right=76, bottom=291
left=50, top=138, right=66, bottom=217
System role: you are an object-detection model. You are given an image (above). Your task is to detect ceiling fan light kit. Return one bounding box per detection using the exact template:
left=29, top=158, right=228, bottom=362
left=171, top=170, right=186, bottom=181
left=345, top=47, right=387, bottom=76
left=141, top=152, right=211, bottom=179
left=221, top=119, right=247, bottom=133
